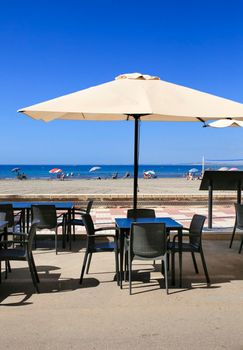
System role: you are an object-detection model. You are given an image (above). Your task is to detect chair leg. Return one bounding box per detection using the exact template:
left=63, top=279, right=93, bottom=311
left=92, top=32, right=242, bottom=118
left=191, top=252, right=199, bottom=274
left=73, top=224, right=76, bottom=241
left=179, top=251, right=182, bottom=288
left=62, top=221, right=66, bottom=249
left=27, top=259, right=39, bottom=293
left=167, top=251, right=170, bottom=271
left=7, top=261, right=11, bottom=273
left=128, top=249, right=132, bottom=295
left=5, top=261, right=8, bottom=279
left=229, top=220, right=237, bottom=248
left=124, top=251, right=128, bottom=281
left=34, top=230, right=37, bottom=250
left=31, top=253, right=40, bottom=283
left=114, top=246, right=119, bottom=286
left=171, top=252, right=175, bottom=286
left=238, top=236, right=243, bottom=254
left=68, top=223, right=72, bottom=250
left=79, top=250, right=89, bottom=284
left=200, top=249, right=210, bottom=285
left=163, top=254, right=168, bottom=294
left=55, top=228, right=58, bottom=255
left=86, top=253, right=92, bottom=274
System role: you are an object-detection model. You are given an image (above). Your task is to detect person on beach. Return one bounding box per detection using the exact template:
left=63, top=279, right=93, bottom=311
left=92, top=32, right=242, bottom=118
left=186, top=172, right=194, bottom=180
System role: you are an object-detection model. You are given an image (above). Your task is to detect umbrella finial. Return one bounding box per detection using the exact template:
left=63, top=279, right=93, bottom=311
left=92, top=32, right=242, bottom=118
left=115, top=73, right=160, bottom=81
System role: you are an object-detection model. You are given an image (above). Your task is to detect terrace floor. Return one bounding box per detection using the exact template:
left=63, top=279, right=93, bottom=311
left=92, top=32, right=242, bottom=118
left=1, top=229, right=243, bottom=349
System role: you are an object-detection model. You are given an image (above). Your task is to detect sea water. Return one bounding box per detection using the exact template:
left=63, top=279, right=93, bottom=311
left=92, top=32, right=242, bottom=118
left=0, top=164, right=230, bottom=179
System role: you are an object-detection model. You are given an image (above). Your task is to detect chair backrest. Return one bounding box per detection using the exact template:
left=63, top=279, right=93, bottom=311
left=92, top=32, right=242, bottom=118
left=131, top=223, right=167, bottom=259
left=127, top=208, right=156, bottom=219
left=0, top=212, right=6, bottom=233
left=81, top=213, right=96, bottom=247
left=86, top=200, right=93, bottom=214
left=0, top=204, right=14, bottom=227
left=189, top=214, right=206, bottom=246
left=31, top=205, right=57, bottom=229
left=27, top=220, right=39, bottom=254
left=235, top=203, right=243, bottom=228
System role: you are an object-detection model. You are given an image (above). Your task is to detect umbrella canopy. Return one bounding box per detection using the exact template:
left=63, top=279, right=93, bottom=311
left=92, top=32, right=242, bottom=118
left=189, top=168, right=199, bottom=173
left=144, top=170, right=156, bottom=175
left=206, top=119, right=243, bottom=128
left=89, top=166, right=101, bottom=172
left=229, top=167, right=239, bottom=171
left=18, top=73, right=243, bottom=210
left=11, top=167, right=20, bottom=172
left=49, top=168, right=62, bottom=174
left=18, top=73, right=243, bottom=122
left=218, top=167, right=229, bottom=171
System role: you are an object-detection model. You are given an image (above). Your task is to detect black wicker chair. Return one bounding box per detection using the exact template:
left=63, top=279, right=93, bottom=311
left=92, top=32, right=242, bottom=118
left=79, top=213, right=119, bottom=285
left=0, top=221, right=40, bottom=293
left=229, top=203, right=243, bottom=253
left=66, top=200, right=93, bottom=245
left=127, top=208, right=156, bottom=219
left=31, top=205, right=66, bottom=254
left=128, top=222, right=168, bottom=294
left=120, top=208, right=157, bottom=286
left=169, top=214, right=210, bottom=285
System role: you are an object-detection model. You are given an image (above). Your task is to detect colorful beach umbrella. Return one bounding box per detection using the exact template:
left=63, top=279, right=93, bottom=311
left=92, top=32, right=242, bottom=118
left=18, top=72, right=243, bottom=210
left=89, top=166, right=101, bottom=172
left=49, top=168, right=62, bottom=174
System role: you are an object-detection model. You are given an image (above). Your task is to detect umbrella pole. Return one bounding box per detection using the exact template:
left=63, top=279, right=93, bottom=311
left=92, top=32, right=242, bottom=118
left=133, top=115, right=140, bottom=211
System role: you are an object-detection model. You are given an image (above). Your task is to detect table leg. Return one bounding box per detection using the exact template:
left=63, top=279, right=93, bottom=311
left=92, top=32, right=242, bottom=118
left=119, top=228, right=124, bottom=289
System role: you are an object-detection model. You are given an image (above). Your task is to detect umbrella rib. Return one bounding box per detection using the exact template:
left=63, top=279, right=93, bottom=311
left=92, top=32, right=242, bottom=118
left=197, top=117, right=206, bottom=124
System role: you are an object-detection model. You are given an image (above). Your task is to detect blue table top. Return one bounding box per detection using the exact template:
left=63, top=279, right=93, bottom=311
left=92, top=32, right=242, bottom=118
left=115, top=217, right=182, bottom=230
left=0, top=202, right=74, bottom=209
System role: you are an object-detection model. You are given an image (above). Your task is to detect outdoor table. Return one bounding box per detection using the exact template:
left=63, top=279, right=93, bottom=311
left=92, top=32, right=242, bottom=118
left=0, top=202, right=75, bottom=233
left=115, top=217, right=183, bottom=288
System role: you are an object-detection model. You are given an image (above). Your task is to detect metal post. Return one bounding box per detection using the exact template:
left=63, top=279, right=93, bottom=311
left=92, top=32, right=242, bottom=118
left=133, top=116, right=140, bottom=211
left=208, top=180, right=213, bottom=229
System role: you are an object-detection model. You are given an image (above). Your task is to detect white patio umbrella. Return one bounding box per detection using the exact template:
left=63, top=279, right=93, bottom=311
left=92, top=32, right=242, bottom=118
left=18, top=73, right=243, bottom=210
left=206, top=118, right=243, bottom=128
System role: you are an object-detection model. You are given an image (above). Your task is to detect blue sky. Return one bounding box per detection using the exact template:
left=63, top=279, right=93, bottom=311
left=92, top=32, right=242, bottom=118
left=1, top=0, right=243, bottom=164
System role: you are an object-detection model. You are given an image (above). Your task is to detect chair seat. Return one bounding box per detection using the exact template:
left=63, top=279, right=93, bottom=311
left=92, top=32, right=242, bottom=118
left=0, top=248, right=27, bottom=261
left=168, top=242, right=200, bottom=252
left=90, top=241, right=116, bottom=252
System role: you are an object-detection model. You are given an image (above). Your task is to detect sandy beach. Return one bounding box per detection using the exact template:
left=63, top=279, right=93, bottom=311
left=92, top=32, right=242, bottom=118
left=0, top=178, right=231, bottom=196
left=0, top=178, right=216, bottom=195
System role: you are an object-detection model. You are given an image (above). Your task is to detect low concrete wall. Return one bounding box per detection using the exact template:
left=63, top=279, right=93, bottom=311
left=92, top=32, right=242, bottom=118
left=0, top=193, right=237, bottom=207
